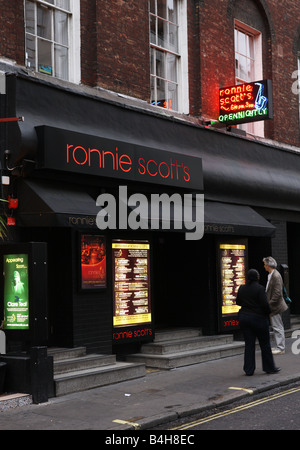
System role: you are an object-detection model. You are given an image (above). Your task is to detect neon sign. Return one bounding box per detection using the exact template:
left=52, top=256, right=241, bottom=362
left=218, top=79, right=273, bottom=125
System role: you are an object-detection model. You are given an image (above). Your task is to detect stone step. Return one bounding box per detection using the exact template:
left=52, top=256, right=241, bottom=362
left=140, top=334, right=234, bottom=355
left=154, top=328, right=202, bottom=343
left=48, top=347, right=87, bottom=362
left=54, top=362, right=146, bottom=397
left=126, top=341, right=245, bottom=370
left=53, top=354, right=116, bottom=375
left=47, top=346, right=146, bottom=396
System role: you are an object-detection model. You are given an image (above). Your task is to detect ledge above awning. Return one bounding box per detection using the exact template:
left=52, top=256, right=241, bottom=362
left=204, top=201, right=276, bottom=237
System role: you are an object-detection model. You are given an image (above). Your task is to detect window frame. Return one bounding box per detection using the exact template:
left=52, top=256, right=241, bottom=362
left=149, top=0, right=189, bottom=114
left=24, top=0, right=81, bottom=84
left=234, top=20, right=264, bottom=137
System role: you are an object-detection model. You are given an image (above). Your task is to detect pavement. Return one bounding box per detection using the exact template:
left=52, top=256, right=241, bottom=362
left=0, top=335, right=299, bottom=431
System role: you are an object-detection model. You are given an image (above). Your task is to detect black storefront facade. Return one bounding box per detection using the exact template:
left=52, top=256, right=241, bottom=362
left=1, top=70, right=300, bottom=356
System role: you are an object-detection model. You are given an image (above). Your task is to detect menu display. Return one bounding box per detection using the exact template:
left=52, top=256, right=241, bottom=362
left=220, top=244, right=246, bottom=317
left=112, top=241, right=151, bottom=327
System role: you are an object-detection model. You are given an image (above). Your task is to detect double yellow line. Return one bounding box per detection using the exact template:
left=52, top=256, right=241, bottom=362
left=171, top=385, right=300, bottom=430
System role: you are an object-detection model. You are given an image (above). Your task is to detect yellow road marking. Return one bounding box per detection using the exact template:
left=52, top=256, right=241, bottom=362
left=171, top=386, right=300, bottom=430
left=113, top=419, right=141, bottom=430
left=228, top=387, right=254, bottom=394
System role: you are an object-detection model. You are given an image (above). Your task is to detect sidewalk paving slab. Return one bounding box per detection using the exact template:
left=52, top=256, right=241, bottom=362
left=0, top=337, right=299, bottom=430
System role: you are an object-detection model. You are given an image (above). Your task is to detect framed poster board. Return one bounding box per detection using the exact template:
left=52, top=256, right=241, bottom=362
left=217, top=240, right=248, bottom=332
left=3, top=254, right=29, bottom=330
left=112, top=240, right=152, bottom=330
left=80, top=234, right=106, bottom=290
left=0, top=243, right=48, bottom=345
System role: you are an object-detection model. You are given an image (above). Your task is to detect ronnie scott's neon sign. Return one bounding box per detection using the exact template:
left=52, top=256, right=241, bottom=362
left=218, top=79, right=273, bottom=125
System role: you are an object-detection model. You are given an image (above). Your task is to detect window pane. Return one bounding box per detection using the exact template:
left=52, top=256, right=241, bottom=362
left=155, top=49, right=165, bottom=79
left=167, top=81, right=177, bottom=110
left=238, top=55, right=247, bottom=81
left=166, top=53, right=177, bottom=82
left=237, top=30, right=246, bottom=55
left=157, top=17, right=168, bottom=48
left=55, top=44, right=68, bottom=80
left=150, top=75, right=156, bottom=104
left=37, top=5, right=52, bottom=40
left=150, top=47, right=155, bottom=75
left=168, top=0, right=177, bottom=23
left=38, top=38, right=52, bottom=75
left=156, top=78, right=166, bottom=107
left=56, top=0, right=70, bottom=10
left=55, top=10, right=68, bottom=45
left=168, top=22, right=178, bottom=52
left=149, top=0, right=156, bottom=14
left=157, top=0, right=167, bottom=19
left=25, top=0, right=35, bottom=34
left=26, top=35, right=36, bottom=70
left=150, top=14, right=156, bottom=45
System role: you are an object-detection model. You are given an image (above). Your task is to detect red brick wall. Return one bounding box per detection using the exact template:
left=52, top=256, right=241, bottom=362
left=0, top=0, right=299, bottom=146
left=93, top=0, right=150, bottom=100
left=0, top=0, right=24, bottom=65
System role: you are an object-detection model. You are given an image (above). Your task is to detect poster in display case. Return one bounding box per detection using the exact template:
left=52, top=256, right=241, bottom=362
left=3, top=254, right=29, bottom=330
left=80, top=234, right=106, bottom=289
left=112, top=240, right=151, bottom=328
left=217, top=240, right=247, bottom=331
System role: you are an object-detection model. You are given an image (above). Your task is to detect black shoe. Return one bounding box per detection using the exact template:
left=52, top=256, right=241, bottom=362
left=266, top=367, right=281, bottom=374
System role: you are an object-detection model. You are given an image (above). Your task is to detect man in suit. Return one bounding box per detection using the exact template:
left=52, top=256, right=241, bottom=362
left=263, top=256, right=288, bottom=354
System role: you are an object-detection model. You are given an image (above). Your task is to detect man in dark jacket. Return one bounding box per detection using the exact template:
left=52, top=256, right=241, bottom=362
left=236, top=269, right=279, bottom=376
left=263, top=256, right=288, bottom=354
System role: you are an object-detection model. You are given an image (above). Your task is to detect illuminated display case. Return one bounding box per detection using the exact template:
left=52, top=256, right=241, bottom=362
left=112, top=240, right=153, bottom=344
left=80, top=234, right=106, bottom=290
left=217, top=239, right=248, bottom=332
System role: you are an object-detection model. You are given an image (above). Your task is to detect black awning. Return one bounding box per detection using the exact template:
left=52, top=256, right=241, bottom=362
left=17, top=179, right=99, bottom=228
left=204, top=201, right=276, bottom=237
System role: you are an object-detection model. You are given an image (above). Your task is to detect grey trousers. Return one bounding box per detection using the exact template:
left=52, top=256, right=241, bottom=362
left=271, top=313, right=285, bottom=351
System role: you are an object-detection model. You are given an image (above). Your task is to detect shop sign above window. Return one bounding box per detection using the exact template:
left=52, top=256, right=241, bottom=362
left=218, top=79, right=273, bottom=126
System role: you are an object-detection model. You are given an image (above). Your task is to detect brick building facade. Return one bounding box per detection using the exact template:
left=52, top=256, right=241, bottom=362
left=0, top=1, right=299, bottom=356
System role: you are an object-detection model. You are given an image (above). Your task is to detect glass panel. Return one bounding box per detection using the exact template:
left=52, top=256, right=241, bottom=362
left=38, top=38, right=52, bottom=75
left=238, top=55, right=247, bottom=81
left=37, top=5, right=52, bottom=40
left=55, top=44, right=68, bottom=80
left=150, top=47, right=155, bottom=75
left=56, top=0, right=70, bottom=10
left=167, top=81, right=177, bottom=110
left=168, top=22, right=178, bottom=53
left=46, top=0, right=55, bottom=4
left=237, top=30, right=246, bottom=56
left=168, top=0, right=177, bottom=24
left=156, top=78, right=166, bottom=108
left=150, top=75, right=156, bottom=104
left=26, top=35, right=36, bottom=70
left=150, top=14, right=156, bottom=45
left=155, top=49, right=165, bottom=79
left=166, top=53, right=177, bottom=82
left=25, top=0, right=35, bottom=34
left=54, top=10, right=68, bottom=45
left=235, top=57, right=239, bottom=78
left=149, top=0, right=156, bottom=14
left=157, top=0, right=167, bottom=19
left=157, top=17, right=168, bottom=48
